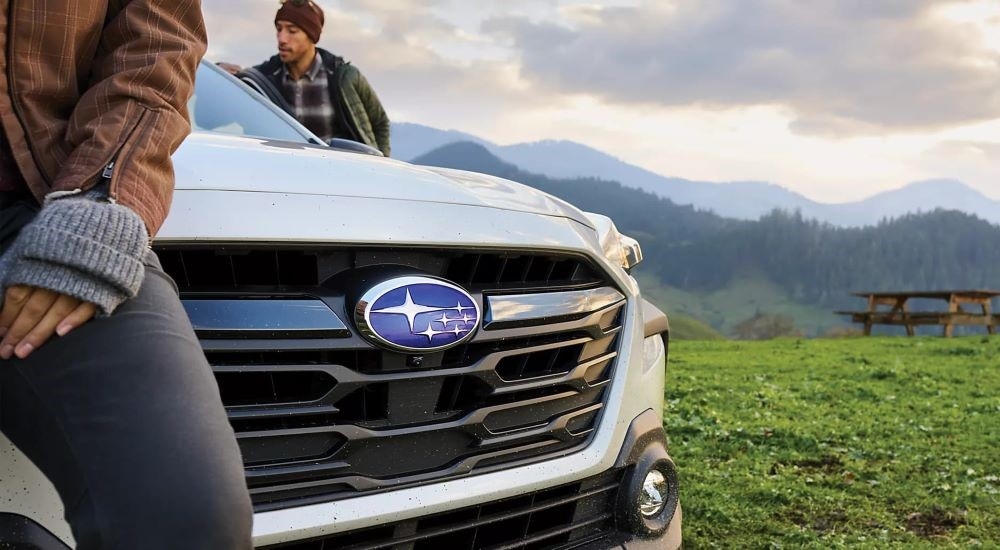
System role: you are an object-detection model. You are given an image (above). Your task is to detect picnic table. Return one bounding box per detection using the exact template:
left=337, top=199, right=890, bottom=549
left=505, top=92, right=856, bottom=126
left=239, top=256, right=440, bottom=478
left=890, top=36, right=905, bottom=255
left=836, top=290, right=1000, bottom=337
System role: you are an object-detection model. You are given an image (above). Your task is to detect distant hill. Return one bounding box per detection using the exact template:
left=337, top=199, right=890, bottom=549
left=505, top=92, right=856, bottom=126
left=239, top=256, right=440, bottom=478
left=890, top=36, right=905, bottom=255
left=664, top=314, right=726, bottom=341
left=472, top=138, right=816, bottom=221
left=413, top=141, right=1000, bottom=336
left=413, top=140, right=518, bottom=177
left=394, top=122, right=1000, bottom=227
left=391, top=123, right=487, bottom=162
left=833, top=179, right=1000, bottom=226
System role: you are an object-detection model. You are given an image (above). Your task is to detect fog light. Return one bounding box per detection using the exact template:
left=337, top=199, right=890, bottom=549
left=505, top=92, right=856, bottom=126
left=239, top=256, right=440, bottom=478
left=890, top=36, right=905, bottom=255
left=639, top=470, right=668, bottom=517
left=618, top=453, right=679, bottom=538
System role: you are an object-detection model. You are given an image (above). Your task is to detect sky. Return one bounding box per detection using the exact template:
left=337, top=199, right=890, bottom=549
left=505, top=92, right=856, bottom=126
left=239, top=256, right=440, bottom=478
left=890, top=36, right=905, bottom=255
left=203, top=0, right=1000, bottom=203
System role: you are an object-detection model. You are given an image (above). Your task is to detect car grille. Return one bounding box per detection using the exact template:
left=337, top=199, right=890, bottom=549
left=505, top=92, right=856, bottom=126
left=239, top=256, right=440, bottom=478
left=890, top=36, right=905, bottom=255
left=259, top=469, right=624, bottom=550
left=155, top=246, right=624, bottom=511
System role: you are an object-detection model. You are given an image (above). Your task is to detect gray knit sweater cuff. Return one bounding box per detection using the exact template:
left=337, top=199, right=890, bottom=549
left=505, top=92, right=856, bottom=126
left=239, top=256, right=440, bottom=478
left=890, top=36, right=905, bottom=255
left=3, top=197, right=149, bottom=316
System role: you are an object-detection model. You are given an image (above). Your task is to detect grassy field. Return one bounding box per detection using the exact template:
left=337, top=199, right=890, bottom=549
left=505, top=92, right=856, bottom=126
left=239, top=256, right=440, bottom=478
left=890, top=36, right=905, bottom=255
left=664, top=337, right=1000, bottom=548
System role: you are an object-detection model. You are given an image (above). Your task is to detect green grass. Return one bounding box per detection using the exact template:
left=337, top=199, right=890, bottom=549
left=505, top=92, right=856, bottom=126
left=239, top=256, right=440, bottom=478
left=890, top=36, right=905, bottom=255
left=637, top=274, right=841, bottom=338
left=665, top=337, right=1000, bottom=548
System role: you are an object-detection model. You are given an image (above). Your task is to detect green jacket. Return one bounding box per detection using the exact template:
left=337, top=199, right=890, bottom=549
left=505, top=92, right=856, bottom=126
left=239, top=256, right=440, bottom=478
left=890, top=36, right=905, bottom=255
left=256, top=49, right=391, bottom=156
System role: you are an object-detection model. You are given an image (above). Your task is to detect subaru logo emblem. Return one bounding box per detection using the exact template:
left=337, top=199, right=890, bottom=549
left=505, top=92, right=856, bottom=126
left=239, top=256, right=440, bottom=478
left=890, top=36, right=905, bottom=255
left=355, top=276, right=480, bottom=353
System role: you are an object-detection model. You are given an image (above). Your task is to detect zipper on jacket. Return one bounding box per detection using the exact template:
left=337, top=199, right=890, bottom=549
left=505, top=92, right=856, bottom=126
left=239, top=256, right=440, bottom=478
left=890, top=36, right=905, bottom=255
left=334, top=67, right=362, bottom=143
left=104, top=108, right=148, bottom=203
left=103, top=162, right=117, bottom=203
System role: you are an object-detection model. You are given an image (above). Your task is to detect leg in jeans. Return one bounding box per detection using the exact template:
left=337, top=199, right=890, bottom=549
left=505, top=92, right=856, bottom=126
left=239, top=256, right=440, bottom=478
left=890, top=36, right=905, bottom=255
left=0, top=253, right=253, bottom=549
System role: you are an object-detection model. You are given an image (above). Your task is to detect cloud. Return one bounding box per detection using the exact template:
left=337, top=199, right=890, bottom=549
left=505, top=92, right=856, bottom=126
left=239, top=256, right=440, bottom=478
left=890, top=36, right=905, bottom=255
left=483, top=0, right=1000, bottom=136
left=202, top=1, right=277, bottom=63
left=926, top=140, right=1000, bottom=161
left=919, top=139, right=1000, bottom=199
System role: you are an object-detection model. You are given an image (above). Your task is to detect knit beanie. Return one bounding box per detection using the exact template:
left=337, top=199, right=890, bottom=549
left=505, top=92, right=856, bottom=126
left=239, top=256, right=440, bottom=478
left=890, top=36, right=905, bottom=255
left=275, top=0, right=324, bottom=44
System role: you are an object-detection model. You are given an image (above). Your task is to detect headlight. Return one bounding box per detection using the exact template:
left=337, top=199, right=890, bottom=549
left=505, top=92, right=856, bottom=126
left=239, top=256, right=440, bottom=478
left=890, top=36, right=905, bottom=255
left=583, top=212, right=643, bottom=271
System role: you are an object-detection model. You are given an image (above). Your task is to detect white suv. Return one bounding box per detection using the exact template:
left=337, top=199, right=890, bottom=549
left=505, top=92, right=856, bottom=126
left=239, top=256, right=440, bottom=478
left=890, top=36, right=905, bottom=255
left=0, top=62, right=681, bottom=550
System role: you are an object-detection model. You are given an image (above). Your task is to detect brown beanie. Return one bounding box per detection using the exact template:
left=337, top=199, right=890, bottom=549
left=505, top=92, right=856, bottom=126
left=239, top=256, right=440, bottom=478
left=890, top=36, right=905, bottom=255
left=275, top=0, right=324, bottom=44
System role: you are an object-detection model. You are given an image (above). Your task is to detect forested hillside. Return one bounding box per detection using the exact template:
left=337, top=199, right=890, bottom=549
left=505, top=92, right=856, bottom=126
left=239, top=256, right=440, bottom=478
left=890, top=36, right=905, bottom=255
left=656, top=210, right=1000, bottom=309
left=414, top=142, right=1000, bottom=333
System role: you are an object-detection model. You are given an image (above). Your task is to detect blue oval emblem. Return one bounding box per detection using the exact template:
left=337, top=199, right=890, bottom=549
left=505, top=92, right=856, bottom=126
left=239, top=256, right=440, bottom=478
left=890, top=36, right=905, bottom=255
left=355, top=276, right=480, bottom=352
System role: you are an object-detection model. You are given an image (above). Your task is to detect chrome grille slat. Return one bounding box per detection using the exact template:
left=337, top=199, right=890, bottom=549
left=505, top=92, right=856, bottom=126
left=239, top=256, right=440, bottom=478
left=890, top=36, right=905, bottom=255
left=491, top=351, right=618, bottom=392
left=218, top=334, right=618, bottom=419
left=484, top=287, right=625, bottom=330
left=245, top=460, right=351, bottom=482
left=233, top=388, right=599, bottom=443
left=247, top=440, right=563, bottom=495
left=478, top=403, right=605, bottom=446
left=226, top=404, right=340, bottom=420
left=155, top=245, right=624, bottom=511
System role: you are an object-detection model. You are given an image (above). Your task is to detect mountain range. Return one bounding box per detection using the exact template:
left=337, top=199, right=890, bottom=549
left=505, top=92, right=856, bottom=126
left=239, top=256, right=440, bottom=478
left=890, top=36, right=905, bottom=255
left=392, top=122, right=1000, bottom=227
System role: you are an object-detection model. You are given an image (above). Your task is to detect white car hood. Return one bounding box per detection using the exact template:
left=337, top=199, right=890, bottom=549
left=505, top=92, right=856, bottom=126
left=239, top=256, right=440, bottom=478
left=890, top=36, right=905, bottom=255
left=173, top=133, right=591, bottom=227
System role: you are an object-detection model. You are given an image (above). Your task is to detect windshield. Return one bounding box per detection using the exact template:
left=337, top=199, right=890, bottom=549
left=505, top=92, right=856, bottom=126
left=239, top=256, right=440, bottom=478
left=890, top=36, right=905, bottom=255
left=188, top=62, right=312, bottom=144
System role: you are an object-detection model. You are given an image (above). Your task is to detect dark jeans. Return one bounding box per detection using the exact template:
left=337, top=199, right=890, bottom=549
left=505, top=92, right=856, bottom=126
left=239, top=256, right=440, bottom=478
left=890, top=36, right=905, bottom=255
left=0, top=194, right=252, bottom=549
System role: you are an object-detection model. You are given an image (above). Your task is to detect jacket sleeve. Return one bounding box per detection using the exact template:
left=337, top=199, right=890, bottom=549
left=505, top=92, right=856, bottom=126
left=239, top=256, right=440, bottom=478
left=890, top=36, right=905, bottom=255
left=354, top=73, right=391, bottom=157
left=51, top=0, right=208, bottom=236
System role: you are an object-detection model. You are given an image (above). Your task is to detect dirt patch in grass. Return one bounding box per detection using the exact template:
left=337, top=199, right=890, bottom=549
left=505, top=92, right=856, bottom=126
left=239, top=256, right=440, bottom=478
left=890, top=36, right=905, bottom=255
left=811, top=510, right=848, bottom=534
left=904, top=508, right=967, bottom=538
left=792, top=455, right=842, bottom=472
left=769, top=454, right=843, bottom=475
left=783, top=508, right=848, bottom=534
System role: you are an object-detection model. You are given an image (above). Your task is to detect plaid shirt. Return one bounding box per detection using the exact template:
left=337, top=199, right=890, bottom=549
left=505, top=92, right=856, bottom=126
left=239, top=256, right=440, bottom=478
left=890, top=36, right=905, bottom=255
left=281, top=55, right=335, bottom=142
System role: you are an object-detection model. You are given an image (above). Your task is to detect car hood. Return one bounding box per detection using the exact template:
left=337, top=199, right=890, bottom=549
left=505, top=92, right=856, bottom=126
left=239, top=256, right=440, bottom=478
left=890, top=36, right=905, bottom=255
left=173, top=133, right=592, bottom=228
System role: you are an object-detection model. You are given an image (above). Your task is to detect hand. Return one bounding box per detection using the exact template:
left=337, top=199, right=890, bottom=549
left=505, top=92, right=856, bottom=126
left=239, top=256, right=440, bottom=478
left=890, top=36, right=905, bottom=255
left=0, top=286, right=97, bottom=360
left=216, top=62, right=242, bottom=75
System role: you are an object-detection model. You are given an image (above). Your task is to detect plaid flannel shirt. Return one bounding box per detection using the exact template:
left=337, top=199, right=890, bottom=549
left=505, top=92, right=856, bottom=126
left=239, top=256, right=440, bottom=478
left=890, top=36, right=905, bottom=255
left=281, top=55, right=335, bottom=142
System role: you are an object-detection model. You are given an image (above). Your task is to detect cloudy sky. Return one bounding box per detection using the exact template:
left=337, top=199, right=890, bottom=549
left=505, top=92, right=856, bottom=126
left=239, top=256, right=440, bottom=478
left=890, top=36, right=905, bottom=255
left=203, top=0, right=1000, bottom=203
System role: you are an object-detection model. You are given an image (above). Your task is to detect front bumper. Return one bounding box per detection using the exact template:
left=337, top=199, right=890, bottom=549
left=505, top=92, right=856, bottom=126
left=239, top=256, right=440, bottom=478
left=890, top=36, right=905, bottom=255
left=254, top=408, right=681, bottom=549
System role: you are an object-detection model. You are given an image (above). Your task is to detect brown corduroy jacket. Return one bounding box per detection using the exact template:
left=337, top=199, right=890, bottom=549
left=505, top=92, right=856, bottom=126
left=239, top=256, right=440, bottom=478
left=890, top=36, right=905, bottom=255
left=0, top=0, right=207, bottom=236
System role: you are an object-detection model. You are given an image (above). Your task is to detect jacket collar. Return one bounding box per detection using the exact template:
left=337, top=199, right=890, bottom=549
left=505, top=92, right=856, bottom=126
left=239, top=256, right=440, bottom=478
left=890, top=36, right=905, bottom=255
left=266, top=48, right=345, bottom=78
left=280, top=51, right=323, bottom=81
left=316, top=48, right=347, bottom=75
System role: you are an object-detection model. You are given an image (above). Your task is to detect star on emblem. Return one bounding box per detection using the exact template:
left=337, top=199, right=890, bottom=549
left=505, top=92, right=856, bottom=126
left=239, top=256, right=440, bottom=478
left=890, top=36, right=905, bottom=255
left=416, top=325, right=447, bottom=342
left=372, top=289, right=447, bottom=332
left=434, top=314, right=457, bottom=327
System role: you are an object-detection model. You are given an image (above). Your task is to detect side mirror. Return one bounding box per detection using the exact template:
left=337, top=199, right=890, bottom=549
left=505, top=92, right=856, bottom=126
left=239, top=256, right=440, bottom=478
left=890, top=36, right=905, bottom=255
left=327, top=138, right=384, bottom=157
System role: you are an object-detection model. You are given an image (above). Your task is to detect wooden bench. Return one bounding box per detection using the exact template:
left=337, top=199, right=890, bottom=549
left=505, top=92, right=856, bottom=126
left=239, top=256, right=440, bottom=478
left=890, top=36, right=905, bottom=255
left=836, top=290, right=999, bottom=337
